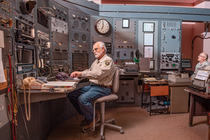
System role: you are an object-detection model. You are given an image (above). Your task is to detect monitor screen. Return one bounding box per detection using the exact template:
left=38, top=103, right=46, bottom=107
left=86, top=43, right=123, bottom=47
left=181, top=59, right=191, bottom=68
left=37, top=9, right=49, bottom=29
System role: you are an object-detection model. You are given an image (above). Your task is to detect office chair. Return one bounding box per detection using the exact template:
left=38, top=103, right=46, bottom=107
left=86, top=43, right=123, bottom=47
left=92, top=69, right=124, bottom=140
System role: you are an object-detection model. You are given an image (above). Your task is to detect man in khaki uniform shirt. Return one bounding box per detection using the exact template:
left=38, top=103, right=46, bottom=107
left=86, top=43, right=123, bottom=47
left=191, top=52, right=210, bottom=78
left=68, top=41, right=116, bottom=132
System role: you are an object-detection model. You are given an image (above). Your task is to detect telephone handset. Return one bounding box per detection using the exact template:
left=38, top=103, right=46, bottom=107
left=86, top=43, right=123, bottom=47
left=23, top=77, right=35, bottom=86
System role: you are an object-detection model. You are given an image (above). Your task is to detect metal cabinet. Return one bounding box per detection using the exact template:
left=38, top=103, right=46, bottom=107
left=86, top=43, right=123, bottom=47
left=116, top=80, right=135, bottom=102
left=169, top=84, right=189, bottom=114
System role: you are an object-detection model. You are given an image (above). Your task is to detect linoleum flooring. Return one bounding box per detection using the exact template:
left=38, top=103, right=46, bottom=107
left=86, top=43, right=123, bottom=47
left=47, top=107, right=208, bottom=140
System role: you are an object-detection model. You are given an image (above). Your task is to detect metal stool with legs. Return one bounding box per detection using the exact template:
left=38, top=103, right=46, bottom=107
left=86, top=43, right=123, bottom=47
left=92, top=69, right=124, bottom=140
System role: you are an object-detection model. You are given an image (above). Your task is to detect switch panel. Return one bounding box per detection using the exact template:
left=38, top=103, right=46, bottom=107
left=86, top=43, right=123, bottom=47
left=0, top=93, right=9, bottom=128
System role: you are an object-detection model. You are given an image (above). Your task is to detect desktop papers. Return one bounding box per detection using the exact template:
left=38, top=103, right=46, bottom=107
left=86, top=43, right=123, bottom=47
left=44, top=81, right=77, bottom=88
left=195, top=70, right=210, bottom=81
left=0, top=48, right=6, bottom=83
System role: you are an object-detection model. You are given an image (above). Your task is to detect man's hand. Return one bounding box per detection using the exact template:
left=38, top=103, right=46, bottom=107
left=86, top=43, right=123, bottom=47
left=70, top=71, right=82, bottom=78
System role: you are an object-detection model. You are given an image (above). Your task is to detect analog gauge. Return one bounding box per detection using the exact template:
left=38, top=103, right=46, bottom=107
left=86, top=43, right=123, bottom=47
left=81, top=22, right=86, bottom=29
left=73, top=21, right=79, bottom=28
left=74, top=33, right=79, bottom=41
left=52, top=5, right=56, bottom=11
left=82, top=34, right=86, bottom=42
left=94, top=19, right=110, bottom=35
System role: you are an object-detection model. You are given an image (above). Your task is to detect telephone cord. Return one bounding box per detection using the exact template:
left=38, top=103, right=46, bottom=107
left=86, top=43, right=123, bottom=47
left=23, top=85, right=31, bottom=121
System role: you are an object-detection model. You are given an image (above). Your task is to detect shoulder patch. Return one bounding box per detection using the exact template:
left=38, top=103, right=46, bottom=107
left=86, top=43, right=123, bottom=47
left=104, top=60, right=110, bottom=66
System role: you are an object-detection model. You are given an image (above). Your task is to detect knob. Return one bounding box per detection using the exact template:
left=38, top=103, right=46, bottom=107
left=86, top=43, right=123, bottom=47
left=72, top=14, right=76, bottom=19
left=85, top=17, right=88, bottom=22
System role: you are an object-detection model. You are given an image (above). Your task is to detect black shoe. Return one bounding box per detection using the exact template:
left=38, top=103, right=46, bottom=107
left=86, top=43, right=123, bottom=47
left=79, top=118, right=89, bottom=127
left=82, top=117, right=100, bottom=132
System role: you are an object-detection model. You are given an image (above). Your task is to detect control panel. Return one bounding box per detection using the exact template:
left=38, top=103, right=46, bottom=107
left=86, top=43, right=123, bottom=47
left=69, top=10, right=90, bottom=71
left=37, top=30, right=51, bottom=77
left=13, top=0, right=37, bottom=87
left=16, top=64, right=36, bottom=74
left=0, top=0, right=12, bottom=28
left=160, top=53, right=180, bottom=69
left=160, top=20, right=181, bottom=70
left=115, top=20, right=136, bottom=60
left=50, top=1, right=70, bottom=75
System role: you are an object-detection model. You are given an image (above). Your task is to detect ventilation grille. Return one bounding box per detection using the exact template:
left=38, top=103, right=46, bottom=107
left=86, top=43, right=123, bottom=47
left=163, top=21, right=177, bottom=27
left=72, top=53, right=88, bottom=71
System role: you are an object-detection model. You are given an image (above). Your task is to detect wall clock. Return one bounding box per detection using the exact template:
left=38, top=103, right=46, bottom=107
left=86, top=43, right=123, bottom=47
left=94, top=19, right=110, bottom=35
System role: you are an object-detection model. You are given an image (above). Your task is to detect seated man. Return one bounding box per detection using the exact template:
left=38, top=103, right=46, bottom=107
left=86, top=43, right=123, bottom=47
left=191, top=52, right=210, bottom=78
left=68, top=41, right=116, bottom=132
left=195, top=52, right=210, bottom=71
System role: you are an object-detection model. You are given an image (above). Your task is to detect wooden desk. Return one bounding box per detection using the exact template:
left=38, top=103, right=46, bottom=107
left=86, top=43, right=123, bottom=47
left=141, top=80, right=169, bottom=116
left=184, top=88, right=210, bottom=126
left=184, top=88, right=210, bottom=140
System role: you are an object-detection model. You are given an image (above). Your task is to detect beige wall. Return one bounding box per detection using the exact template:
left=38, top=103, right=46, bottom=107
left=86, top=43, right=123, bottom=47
left=203, top=33, right=210, bottom=62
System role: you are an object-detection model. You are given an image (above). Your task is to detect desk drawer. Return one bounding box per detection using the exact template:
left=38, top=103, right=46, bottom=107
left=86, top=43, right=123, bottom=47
left=150, top=86, right=169, bottom=96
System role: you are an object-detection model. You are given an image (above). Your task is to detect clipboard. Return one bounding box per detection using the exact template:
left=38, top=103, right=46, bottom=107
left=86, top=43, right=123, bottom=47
left=0, top=69, right=8, bottom=90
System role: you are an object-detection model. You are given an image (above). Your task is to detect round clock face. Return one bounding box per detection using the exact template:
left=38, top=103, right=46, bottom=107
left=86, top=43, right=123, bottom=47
left=95, top=19, right=110, bottom=35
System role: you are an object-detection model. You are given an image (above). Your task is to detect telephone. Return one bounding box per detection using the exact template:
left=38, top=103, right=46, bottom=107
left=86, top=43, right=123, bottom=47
left=23, top=77, right=35, bottom=86
left=22, top=77, right=44, bottom=121
left=22, top=77, right=44, bottom=89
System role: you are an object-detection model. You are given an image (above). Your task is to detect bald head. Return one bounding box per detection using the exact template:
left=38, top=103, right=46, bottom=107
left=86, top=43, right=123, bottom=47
left=198, top=52, right=208, bottom=63
left=202, top=52, right=208, bottom=60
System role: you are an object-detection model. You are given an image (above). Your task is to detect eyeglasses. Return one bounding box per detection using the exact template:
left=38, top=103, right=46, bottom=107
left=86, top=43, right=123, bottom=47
left=198, top=55, right=205, bottom=57
left=92, top=47, right=99, bottom=53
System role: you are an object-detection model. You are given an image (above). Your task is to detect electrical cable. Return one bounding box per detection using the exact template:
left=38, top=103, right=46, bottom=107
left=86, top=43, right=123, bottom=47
left=191, top=22, right=209, bottom=64
left=0, top=1, right=12, bottom=13
left=5, top=93, right=26, bottom=139
left=8, top=54, right=16, bottom=140
left=38, top=65, right=51, bottom=77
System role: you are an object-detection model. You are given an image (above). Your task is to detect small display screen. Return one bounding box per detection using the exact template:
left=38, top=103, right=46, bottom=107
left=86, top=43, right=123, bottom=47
left=37, top=9, right=49, bottom=29
left=17, top=48, right=34, bottom=64
left=122, top=19, right=130, bottom=28
left=181, top=59, right=191, bottom=68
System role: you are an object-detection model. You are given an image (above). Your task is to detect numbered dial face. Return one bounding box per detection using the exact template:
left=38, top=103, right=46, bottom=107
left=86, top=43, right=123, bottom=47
left=94, top=19, right=110, bottom=35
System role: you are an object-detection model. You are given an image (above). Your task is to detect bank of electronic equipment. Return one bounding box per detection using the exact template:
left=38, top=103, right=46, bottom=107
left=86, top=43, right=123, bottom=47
left=188, top=65, right=210, bottom=94
left=168, top=73, right=190, bottom=83
left=123, top=62, right=139, bottom=74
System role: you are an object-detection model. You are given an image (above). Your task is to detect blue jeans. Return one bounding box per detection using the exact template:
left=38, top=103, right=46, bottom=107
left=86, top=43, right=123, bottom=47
left=68, top=83, right=111, bottom=123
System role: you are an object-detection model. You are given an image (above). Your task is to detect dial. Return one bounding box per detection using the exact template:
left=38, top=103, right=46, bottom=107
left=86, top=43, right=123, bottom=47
left=94, top=19, right=110, bottom=35
left=72, top=14, right=76, bottom=19
left=63, top=10, right=67, bottom=16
